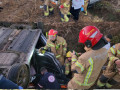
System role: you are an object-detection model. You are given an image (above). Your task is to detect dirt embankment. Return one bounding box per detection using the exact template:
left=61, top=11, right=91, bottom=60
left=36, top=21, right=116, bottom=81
left=0, top=0, right=120, bottom=52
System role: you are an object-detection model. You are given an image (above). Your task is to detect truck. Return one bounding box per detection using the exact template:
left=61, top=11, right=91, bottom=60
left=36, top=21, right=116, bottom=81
left=0, top=24, right=66, bottom=88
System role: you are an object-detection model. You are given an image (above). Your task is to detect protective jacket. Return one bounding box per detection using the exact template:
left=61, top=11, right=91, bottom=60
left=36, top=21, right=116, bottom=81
left=60, top=0, right=70, bottom=15
left=44, top=36, right=67, bottom=65
left=67, top=44, right=109, bottom=89
left=37, top=72, right=60, bottom=89
left=64, top=59, right=71, bottom=75
left=103, top=43, right=120, bottom=82
left=0, top=75, right=19, bottom=89
left=44, top=0, right=55, bottom=16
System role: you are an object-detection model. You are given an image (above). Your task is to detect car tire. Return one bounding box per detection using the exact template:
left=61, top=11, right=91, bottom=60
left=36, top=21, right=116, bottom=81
left=7, top=64, right=30, bottom=88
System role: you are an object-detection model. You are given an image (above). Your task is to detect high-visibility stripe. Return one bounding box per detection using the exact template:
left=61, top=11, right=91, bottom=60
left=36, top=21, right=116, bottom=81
left=49, top=7, right=53, bottom=11
left=44, top=47, right=47, bottom=49
left=75, top=61, right=84, bottom=72
left=84, top=57, right=93, bottom=85
left=47, top=43, right=55, bottom=47
left=117, top=50, right=120, bottom=55
left=97, top=80, right=105, bottom=87
left=74, top=78, right=94, bottom=86
left=108, top=57, right=115, bottom=67
left=72, top=58, right=77, bottom=62
left=46, top=32, right=48, bottom=37
left=66, top=63, right=70, bottom=66
left=65, top=70, right=69, bottom=73
left=56, top=55, right=61, bottom=58
left=106, top=83, right=113, bottom=88
left=63, top=48, right=67, bottom=51
left=65, top=70, right=69, bottom=74
left=110, top=47, right=115, bottom=55
left=109, top=57, right=115, bottom=61
left=63, top=40, right=66, bottom=45
left=74, top=58, right=94, bottom=86
left=63, top=3, right=70, bottom=8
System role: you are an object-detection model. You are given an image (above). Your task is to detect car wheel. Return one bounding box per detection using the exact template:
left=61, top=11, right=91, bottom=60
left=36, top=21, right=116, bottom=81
left=7, top=64, right=30, bottom=88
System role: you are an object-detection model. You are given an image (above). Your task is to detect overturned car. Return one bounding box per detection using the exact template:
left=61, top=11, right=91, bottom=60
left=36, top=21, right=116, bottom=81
left=0, top=24, right=67, bottom=88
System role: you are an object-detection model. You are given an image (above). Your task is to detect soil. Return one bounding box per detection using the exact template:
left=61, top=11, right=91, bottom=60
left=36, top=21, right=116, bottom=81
left=0, top=0, right=119, bottom=52
left=0, top=0, right=120, bottom=89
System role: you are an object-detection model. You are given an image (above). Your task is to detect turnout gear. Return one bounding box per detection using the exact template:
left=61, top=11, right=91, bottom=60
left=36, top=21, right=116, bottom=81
left=67, top=26, right=108, bottom=89
left=68, top=45, right=108, bottom=89
left=41, top=34, right=67, bottom=65
left=44, top=0, right=70, bottom=22
left=97, top=43, right=120, bottom=89
left=64, top=59, right=71, bottom=75
left=60, top=0, right=71, bottom=22
left=83, top=0, right=88, bottom=15
left=44, top=0, right=55, bottom=16
left=65, top=51, right=72, bottom=75
left=79, top=26, right=103, bottom=47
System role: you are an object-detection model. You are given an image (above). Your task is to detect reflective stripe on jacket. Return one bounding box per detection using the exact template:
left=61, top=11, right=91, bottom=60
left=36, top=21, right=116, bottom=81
left=68, top=44, right=108, bottom=89
left=103, top=43, right=120, bottom=79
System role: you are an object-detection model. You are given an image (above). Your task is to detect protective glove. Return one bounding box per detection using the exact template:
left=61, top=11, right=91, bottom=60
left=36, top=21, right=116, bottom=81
left=81, top=7, right=84, bottom=12
left=59, top=5, right=64, bottom=9
left=115, top=59, right=120, bottom=74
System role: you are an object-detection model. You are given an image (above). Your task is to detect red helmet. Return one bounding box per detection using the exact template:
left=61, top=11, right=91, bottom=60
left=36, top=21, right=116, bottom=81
left=48, top=29, right=58, bottom=36
left=79, top=26, right=103, bottom=47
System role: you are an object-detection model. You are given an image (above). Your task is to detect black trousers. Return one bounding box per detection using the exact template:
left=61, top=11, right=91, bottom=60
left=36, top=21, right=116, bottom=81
left=70, top=7, right=81, bottom=20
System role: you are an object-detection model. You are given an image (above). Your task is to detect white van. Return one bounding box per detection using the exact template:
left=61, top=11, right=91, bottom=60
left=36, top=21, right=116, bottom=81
left=89, top=0, right=101, bottom=5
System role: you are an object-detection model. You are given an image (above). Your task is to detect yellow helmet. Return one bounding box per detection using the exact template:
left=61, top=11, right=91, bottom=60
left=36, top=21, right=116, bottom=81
left=66, top=51, right=72, bottom=57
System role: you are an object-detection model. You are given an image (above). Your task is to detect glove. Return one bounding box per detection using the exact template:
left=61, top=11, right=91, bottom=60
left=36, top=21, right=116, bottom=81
left=59, top=5, right=64, bottom=9
left=115, top=60, right=120, bottom=74
left=81, top=7, right=84, bottom=12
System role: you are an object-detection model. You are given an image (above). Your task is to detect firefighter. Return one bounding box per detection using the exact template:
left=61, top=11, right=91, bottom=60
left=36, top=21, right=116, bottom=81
left=59, top=0, right=71, bottom=22
left=65, top=51, right=72, bottom=75
left=83, top=0, right=88, bottom=15
left=40, top=29, right=67, bottom=66
left=67, top=26, right=109, bottom=89
left=36, top=67, right=60, bottom=89
left=44, top=0, right=70, bottom=22
left=0, top=74, right=23, bottom=89
left=44, top=0, right=54, bottom=17
left=96, top=43, right=120, bottom=89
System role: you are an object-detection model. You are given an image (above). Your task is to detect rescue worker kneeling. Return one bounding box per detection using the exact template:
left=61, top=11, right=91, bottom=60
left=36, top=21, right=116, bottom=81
left=39, top=29, right=67, bottom=66
left=35, top=67, right=60, bottom=89
left=96, top=43, right=120, bottom=89
left=67, top=26, right=109, bottom=89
